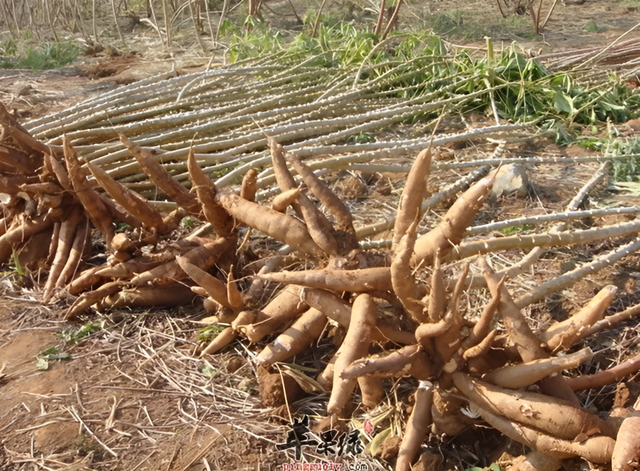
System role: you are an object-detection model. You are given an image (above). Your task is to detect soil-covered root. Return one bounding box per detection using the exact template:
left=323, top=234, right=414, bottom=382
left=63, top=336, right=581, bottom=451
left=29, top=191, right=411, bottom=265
left=0, top=214, right=54, bottom=264
left=412, top=171, right=495, bottom=266
left=452, top=372, right=614, bottom=440
left=539, top=284, right=617, bottom=352
left=99, top=282, right=197, bottom=309
left=396, top=381, right=434, bottom=471
left=256, top=307, right=327, bottom=365
left=62, top=136, right=116, bottom=251
left=285, top=150, right=358, bottom=252
left=478, top=256, right=581, bottom=406
left=567, top=352, right=640, bottom=391
left=341, top=344, right=433, bottom=380
left=299, top=287, right=416, bottom=345
left=482, top=347, right=593, bottom=389
left=200, top=310, right=256, bottom=356
left=271, top=187, right=301, bottom=212
left=42, top=207, right=84, bottom=303
left=392, top=147, right=432, bottom=249
left=448, top=277, right=501, bottom=371
left=187, top=148, right=235, bottom=237
left=240, top=168, right=258, bottom=202
left=328, top=293, right=378, bottom=415
left=120, top=134, right=202, bottom=215
left=238, top=285, right=308, bottom=343
left=258, top=267, right=392, bottom=293
left=97, top=252, right=176, bottom=279
left=177, top=256, right=233, bottom=308
left=269, top=138, right=340, bottom=255
left=0, top=102, right=49, bottom=159
left=86, top=160, right=169, bottom=233
left=391, top=220, right=424, bottom=323
left=129, top=237, right=233, bottom=286
left=477, top=405, right=615, bottom=463
left=358, top=375, right=385, bottom=409
left=65, top=281, right=125, bottom=319
left=217, top=191, right=324, bottom=258
left=612, top=397, right=640, bottom=471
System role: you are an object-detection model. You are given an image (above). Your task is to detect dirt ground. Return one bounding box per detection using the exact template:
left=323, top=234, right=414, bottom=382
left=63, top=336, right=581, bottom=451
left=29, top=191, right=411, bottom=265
left=1, top=1, right=640, bottom=470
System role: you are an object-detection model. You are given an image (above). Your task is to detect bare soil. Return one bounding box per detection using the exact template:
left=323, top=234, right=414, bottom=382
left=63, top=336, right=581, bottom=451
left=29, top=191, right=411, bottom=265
left=1, top=1, right=640, bottom=470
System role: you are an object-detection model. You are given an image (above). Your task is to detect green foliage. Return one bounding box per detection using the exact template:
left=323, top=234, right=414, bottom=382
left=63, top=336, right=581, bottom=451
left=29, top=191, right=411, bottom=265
left=499, top=224, right=533, bottom=236
left=583, top=20, right=605, bottom=33
left=194, top=14, right=640, bottom=142
left=221, top=18, right=286, bottom=62
left=197, top=324, right=227, bottom=342
left=607, top=137, right=640, bottom=182
left=423, top=9, right=534, bottom=40
left=466, top=464, right=501, bottom=471
left=36, top=346, right=71, bottom=370
left=126, top=0, right=149, bottom=12
left=75, top=432, right=103, bottom=457
left=427, top=11, right=463, bottom=36
left=0, top=251, right=26, bottom=280
left=60, top=320, right=106, bottom=346
left=181, top=216, right=200, bottom=229
left=349, top=132, right=375, bottom=144
left=9, top=251, right=25, bottom=277
left=0, top=40, right=79, bottom=70
left=219, top=18, right=638, bottom=137
left=0, top=39, right=17, bottom=56
left=577, top=129, right=640, bottom=183
left=483, top=47, right=638, bottom=133
left=199, top=361, right=217, bottom=377
left=0, top=39, right=18, bottom=68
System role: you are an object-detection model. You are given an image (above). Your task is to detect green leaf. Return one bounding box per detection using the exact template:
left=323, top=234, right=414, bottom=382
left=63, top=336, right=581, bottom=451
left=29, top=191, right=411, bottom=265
left=609, top=181, right=640, bottom=195
left=39, top=346, right=60, bottom=357
left=499, top=224, right=533, bottom=236
left=367, top=426, right=392, bottom=457
left=10, top=251, right=25, bottom=276
left=554, top=90, right=575, bottom=114
left=37, top=346, right=70, bottom=364
left=61, top=321, right=104, bottom=345
left=200, top=362, right=216, bottom=377
left=197, top=324, right=226, bottom=342
left=36, top=357, right=49, bottom=371
left=45, top=352, right=70, bottom=361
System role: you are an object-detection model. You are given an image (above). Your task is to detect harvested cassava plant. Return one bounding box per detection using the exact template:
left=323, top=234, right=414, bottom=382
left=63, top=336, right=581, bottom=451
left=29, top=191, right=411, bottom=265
left=4, top=86, right=640, bottom=471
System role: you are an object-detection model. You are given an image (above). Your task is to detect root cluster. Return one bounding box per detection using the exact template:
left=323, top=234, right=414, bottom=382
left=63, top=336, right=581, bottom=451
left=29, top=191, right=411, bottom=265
left=3, top=100, right=640, bottom=470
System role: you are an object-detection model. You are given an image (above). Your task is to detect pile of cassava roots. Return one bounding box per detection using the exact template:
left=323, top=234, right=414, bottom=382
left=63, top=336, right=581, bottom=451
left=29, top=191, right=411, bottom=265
left=4, top=99, right=640, bottom=471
